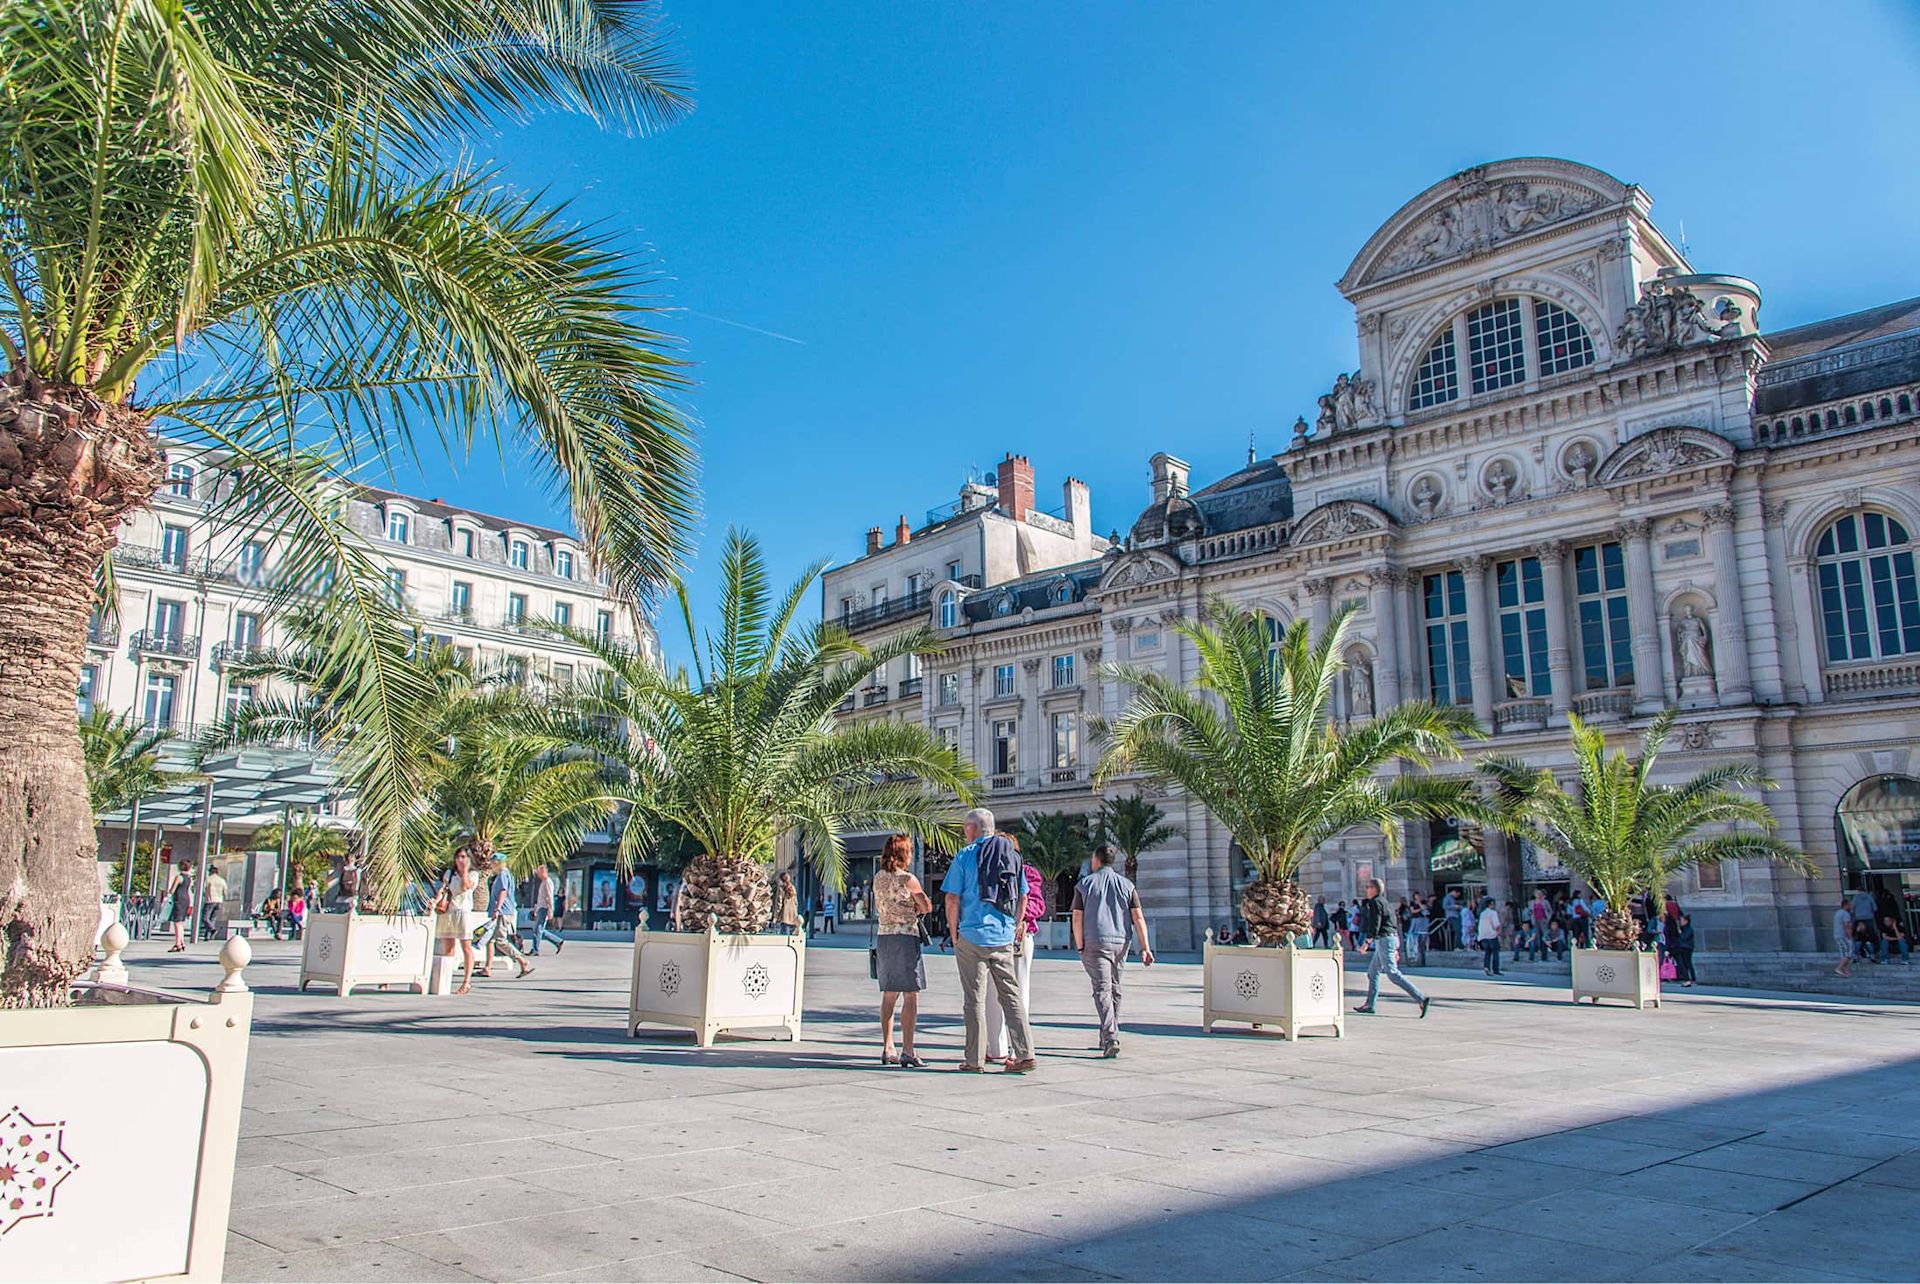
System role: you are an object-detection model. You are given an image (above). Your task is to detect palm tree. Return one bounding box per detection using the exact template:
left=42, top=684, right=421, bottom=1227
left=248, top=819, right=350, bottom=893
left=1014, top=811, right=1092, bottom=915
left=1096, top=793, right=1181, bottom=886
left=0, top=0, right=698, bottom=1006
left=1480, top=711, right=1814, bottom=951
left=79, top=708, right=194, bottom=817
left=563, top=530, right=978, bottom=933
left=1094, top=601, right=1486, bottom=945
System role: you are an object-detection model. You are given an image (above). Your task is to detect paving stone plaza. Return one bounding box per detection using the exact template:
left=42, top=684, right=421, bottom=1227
left=128, top=937, right=1920, bottom=1283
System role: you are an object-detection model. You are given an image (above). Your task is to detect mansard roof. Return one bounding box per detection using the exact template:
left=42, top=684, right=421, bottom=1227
left=960, top=561, right=1102, bottom=623
left=1755, top=296, right=1920, bottom=415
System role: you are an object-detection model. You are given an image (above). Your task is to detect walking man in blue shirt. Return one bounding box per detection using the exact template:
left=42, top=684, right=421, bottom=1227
left=942, top=807, right=1035, bottom=1073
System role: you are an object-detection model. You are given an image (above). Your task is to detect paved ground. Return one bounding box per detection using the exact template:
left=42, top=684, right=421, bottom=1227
left=129, top=937, right=1920, bottom=1283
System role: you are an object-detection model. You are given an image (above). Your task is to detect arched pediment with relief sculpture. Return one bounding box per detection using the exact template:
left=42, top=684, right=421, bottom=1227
left=1290, top=499, right=1394, bottom=549
left=1595, top=427, right=1735, bottom=487
left=1340, top=158, right=1631, bottom=294
left=1098, top=550, right=1182, bottom=592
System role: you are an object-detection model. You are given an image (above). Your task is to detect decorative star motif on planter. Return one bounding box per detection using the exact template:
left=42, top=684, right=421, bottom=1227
left=1233, top=970, right=1260, bottom=1000
left=315, top=935, right=334, bottom=961
left=0, top=1106, right=77, bottom=1237
left=742, top=963, right=772, bottom=999
left=1309, top=973, right=1329, bottom=1002
left=658, top=962, right=681, bottom=996
left=377, top=936, right=404, bottom=963
left=1594, top=963, right=1618, bottom=985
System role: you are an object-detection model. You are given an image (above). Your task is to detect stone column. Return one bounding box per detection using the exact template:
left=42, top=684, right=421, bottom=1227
left=1304, top=575, right=1332, bottom=640
left=1619, top=519, right=1665, bottom=711
left=1460, top=555, right=1495, bottom=728
left=1484, top=828, right=1514, bottom=906
left=1760, top=500, right=1804, bottom=702
left=1396, top=569, right=1424, bottom=701
left=1534, top=540, right=1573, bottom=722
left=1701, top=502, right=1753, bottom=704
left=1021, top=656, right=1044, bottom=789
left=1368, top=570, right=1401, bottom=711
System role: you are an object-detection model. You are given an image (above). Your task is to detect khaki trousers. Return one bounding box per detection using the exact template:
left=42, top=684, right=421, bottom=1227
left=956, top=935, right=1031, bottom=1066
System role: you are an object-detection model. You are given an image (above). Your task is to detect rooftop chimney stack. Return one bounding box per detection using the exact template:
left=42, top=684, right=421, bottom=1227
left=866, top=526, right=884, bottom=555
left=997, top=453, right=1035, bottom=522
left=1149, top=452, right=1191, bottom=503
left=895, top=515, right=912, bottom=545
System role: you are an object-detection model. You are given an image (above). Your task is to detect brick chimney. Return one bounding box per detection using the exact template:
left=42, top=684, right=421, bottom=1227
left=996, top=453, right=1035, bottom=522
left=894, top=515, right=912, bottom=545
left=866, top=526, right=884, bottom=555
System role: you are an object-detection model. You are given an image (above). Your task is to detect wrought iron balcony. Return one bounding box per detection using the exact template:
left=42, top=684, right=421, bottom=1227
left=211, top=641, right=274, bottom=668
left=862, top=687, right=891, bottom=707
left=86, top=619, right=119, bottom=647
left=131, top=630, right=200, bottom=659
left=898, top=677, right=923, bottom=698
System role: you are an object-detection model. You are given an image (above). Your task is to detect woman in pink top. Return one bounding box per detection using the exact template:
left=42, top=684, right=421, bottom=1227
left=986, top=833, right=1046, bottom=1066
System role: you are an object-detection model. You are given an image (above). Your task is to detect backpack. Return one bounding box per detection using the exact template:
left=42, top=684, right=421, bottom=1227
left=974, top=835, right=1024, bottom=918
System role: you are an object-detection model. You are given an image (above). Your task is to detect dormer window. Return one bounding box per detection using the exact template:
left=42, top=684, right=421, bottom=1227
left=994, top=591, right=1016, bottom=617
left=386, top=510, right=410, bottom=543
left=939, top=590, right=957, bottom=629
left=1409, top=296, right=1595, bottom=412
left=457, top=526, right=475, bottom=558
left=165, top=462, right=195, bottom=498
left=509, top=538, right=529, bottom=570
left=555, top=549, right=574, bottom=579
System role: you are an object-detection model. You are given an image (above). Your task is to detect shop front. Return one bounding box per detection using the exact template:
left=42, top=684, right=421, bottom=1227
left=1836, top=774, right=1920, bottom=938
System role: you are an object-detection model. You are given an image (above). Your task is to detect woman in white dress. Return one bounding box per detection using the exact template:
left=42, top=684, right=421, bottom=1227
left=435, top=848, right=483, bottom=994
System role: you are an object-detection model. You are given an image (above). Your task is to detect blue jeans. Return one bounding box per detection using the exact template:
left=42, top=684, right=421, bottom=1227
left=527, top=909, right=563, bottom=954
left=1364, top=934, right=1426, bottom=1007
left=1481, top=939, right=1502, bottom=973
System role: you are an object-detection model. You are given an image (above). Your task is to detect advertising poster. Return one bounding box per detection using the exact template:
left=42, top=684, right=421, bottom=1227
left=590, top=867, right=618, bottom=912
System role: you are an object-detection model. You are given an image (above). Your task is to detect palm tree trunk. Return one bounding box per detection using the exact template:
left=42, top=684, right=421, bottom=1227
left=0, top=376, right=159, bottom=1007
left=1124, top=850, right=1137, bottom=885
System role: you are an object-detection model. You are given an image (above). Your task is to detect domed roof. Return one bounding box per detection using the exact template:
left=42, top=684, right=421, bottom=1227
left=1129, top=493, right=1207, bottom=546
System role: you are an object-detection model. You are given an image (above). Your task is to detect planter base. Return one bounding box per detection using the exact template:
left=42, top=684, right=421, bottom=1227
left=1571, top=946, right=1662, bottom=1009
left=298, top=911, right=433, bottom=997
left=628, top=924, right=806, bottom=1047
left=0, top=938, right=253, bottom=1283
left=1202, top=941, right=1345, bottom=1041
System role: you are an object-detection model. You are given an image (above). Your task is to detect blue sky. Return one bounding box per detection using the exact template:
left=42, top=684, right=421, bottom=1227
left=380, top=1, right=1920, bottom=652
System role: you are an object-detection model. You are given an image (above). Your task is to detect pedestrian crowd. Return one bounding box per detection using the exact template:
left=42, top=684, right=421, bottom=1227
left=1833, top=884, right=1914, bottom=977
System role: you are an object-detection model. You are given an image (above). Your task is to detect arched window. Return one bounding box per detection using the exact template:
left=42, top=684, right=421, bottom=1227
left=1815, top=512, right=1920, bottom=663
left=994, top=591, right=1016, bottom=617
left=1051, top=578, right=1075, bottom=604
left=1407, top=296, right=1595, bottom=412
left=1880, top=397, right=1894, bottom=418
left=938, top=590, right=957, bottom=629
left=165, top=462, right=195, bottom=498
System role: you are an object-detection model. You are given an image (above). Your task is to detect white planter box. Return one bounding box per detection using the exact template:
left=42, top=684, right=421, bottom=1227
left=0, top=940, right=253, bottom=1283
left=1035, top=921, right=1071, bottom=950
left=1202, top=941, right=1345, bottom=1041
left=1571, top=946, right=1662, bottom=1009
left=628, top=925, right=805, bottom=1047
left=299, top=911, right=433, bottom=997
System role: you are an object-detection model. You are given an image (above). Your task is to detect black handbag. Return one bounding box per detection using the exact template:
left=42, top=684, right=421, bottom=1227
left=867, top=914, right=879, bottom=980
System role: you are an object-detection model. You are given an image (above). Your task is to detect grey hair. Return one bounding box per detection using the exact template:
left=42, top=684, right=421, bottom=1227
left=964, top=806, right=995, bottom=833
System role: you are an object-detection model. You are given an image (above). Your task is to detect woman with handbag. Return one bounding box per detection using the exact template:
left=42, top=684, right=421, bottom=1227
left=434, top=848, right=483, bottom=995
left=872, top=834, right=932, bottom=1068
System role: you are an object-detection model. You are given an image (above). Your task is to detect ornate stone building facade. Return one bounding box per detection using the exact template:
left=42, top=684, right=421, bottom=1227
left=834, top=158, right=1920, bottom=953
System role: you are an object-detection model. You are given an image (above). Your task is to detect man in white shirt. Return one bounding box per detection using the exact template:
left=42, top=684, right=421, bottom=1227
left=1833, top=900, right=1855, bottom=977
left=1476, top=898, right=1503, bottom=976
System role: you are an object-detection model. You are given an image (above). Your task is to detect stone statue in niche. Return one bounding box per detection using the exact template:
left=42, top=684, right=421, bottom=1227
left=1675, top=605, right=1714, bottom=681
left=1411, top=476, right=1441, bottom=519
left=1348, top=658, right=1375, bottom=719
left=1564, top=442, right=1596, bottom=486
left=1484, top=459, right=1518, bottom=503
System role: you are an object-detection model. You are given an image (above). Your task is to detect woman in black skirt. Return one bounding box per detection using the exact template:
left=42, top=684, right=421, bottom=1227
left=871, top=834, right=932, bottom=1068
left=164, top=863, right=194, bottom=951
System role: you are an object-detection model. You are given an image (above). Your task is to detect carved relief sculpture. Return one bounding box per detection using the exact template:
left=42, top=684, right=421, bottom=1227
left=1484, top=459, right=1518, bottom=503
left=1314, top=370, right=1379, bottom=435
left=1379, top=180, right=1601, bottom=277
left=1563, top=441, right=1597, bottom=486
left=1617, top=280, right=1740, bottom=358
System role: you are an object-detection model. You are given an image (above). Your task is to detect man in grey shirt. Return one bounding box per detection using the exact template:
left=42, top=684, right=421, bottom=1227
left=1072, top=845, right=1154, bottom=1057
